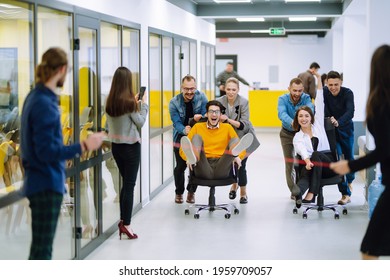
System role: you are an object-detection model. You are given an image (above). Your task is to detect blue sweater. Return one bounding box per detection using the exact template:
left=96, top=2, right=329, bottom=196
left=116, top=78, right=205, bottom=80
left=21, top=83, right=82, bottom=196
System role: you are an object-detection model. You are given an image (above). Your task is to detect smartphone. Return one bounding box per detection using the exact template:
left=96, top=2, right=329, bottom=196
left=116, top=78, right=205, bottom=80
left=139, top=86, right=146, bottom=100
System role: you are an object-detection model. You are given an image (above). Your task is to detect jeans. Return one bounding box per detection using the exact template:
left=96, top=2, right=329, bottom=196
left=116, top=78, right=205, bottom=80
left=336, top=133, right=355, bottom=196
left=112, top=142, right=140, bottom=225
left=173, top=146, right=197, bottom=195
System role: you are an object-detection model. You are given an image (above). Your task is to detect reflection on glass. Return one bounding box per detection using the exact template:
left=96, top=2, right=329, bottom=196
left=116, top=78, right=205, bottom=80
left=190, top=41, right=197, bottom=78
left=163, top=131, right=173, bottom=182
left=123, top=28, right=140, bottom=93
left=150, top=135, right=163, bottom=191
left=162, top=36, right=173, bottom=127
left=101, top=22, right=120, bottom=141
left=102, top=157, right=120, bottom=232
left=149, top=34, right=162, bottom=130
left=78, top=27, right=97, bottom=159
left=80, top=167, right=97, bottom=245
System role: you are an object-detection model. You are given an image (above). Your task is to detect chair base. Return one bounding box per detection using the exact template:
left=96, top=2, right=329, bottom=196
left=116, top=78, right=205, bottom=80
left=293, top=201, right=348, bottom=219
left=184, top=186, right=239, bottom=219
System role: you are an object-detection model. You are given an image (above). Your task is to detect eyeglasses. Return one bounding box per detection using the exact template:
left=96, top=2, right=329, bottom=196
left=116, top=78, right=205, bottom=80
left=208, top=110, right=221, bottom=115
left=183, top=87, right=196, bottom=92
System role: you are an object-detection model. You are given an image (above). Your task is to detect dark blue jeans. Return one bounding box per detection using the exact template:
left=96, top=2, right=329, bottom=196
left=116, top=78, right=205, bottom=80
left=336, top=133, right=355, bottom=196
left=112, top=142, right=140, bottom=225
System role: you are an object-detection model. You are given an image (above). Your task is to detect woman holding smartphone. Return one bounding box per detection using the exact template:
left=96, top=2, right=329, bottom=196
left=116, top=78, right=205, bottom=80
left=105, top=67, right=148, bottom=239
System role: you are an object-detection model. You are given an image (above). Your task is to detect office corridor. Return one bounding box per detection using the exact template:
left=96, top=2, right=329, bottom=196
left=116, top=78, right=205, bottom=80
left=86, top=129, right=370, bottom=260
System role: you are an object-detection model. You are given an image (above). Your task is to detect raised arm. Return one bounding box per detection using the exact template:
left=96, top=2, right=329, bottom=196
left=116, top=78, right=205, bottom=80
left=314, top=72, right=325, bottom=128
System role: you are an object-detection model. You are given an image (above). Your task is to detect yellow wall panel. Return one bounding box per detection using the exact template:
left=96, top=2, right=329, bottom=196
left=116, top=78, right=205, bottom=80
left=249, top=90, right=287, bottom=127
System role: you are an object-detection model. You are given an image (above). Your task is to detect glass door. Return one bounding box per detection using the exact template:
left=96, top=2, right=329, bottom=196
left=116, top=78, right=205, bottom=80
left=74, top=15, right=102, bottom=259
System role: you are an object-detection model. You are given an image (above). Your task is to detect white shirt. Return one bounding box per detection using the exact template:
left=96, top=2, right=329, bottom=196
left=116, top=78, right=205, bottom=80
left=293, top=89, right=330, bottom=160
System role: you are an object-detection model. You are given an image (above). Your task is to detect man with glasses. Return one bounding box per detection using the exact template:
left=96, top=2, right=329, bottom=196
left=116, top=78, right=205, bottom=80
left=169, top=75, right=208, bottom=204
left=179, top=100, right=253, bottom=180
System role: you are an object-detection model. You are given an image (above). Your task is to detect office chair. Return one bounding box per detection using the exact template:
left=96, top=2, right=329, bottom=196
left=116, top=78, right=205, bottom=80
left=293, top=118, right=348, bottom=219
left=184, top=164, right=239, bottom=219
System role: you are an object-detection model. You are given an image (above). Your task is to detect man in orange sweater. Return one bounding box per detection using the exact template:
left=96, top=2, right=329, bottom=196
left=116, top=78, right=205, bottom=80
left=180, top=100, right=253, bottom=180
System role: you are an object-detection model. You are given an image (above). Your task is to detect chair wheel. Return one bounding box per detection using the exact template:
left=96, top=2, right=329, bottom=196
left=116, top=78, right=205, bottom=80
left=225, top=213, right=231, bottom=219
left=303, top=213, right=307, bottom=219
left=194, top=214, right=200, bottom=219
left=234, top=209, right=239, bottom=215
left=184, top=209, right=190, bottom=215
left=335, top=214, right=340, bottom=219
left=343, top=209, right=348, bottom=215
left=293, top=208, right=298, bottom=214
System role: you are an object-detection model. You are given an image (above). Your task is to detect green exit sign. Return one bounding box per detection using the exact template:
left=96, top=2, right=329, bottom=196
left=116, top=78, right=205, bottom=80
left=269, top=27, right=285, bottom=35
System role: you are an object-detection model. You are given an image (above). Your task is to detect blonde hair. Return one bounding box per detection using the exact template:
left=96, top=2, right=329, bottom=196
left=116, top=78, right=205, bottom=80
left=225, top=77, right=239, bottom=88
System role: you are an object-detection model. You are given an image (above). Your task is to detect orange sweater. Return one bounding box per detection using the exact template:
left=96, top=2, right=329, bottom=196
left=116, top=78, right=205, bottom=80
left=180, top=122, right=246, bottom=160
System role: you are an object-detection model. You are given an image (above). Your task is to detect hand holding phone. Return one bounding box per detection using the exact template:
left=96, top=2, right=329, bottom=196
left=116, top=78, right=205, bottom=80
left=139, top=86, right=146, bottom=101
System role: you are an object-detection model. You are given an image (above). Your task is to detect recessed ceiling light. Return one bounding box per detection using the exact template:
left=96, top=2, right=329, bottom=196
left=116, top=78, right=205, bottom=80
left=289, top=17, right=317, bottom=21
left=285, top=0, right=320, bottom=2
left=214, top=0, right=252, bottom=3
left=236, top=17, right=265, bottom=22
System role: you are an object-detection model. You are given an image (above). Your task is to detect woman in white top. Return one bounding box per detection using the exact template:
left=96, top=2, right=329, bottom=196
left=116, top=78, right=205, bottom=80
left=292, top=72, right=337, bottom=207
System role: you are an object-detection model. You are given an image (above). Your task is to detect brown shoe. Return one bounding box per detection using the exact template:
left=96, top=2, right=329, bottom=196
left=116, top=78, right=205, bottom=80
left=338, top=195, right=351, bottom=205
left=175, top=194, right=183, bottom=204
left=186, top=192, right=195, bottom=204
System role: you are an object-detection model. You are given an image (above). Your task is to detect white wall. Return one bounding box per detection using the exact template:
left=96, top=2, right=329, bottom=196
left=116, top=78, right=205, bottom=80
left=216, top=36, right=333, bottom=98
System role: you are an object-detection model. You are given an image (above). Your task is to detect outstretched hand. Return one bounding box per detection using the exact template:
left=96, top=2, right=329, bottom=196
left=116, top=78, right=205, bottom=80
left=84, top=132, right=105, bottom=151
left=330, top=160, right=350, bottom=175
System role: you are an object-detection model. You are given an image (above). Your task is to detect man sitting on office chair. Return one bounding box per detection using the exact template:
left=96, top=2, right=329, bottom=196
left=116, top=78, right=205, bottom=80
left=180, top=100, right=253, bottom=180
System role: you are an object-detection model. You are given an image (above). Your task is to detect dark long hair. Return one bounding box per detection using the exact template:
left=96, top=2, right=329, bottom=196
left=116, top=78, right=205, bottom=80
left=105, top=67, right=137, bottom=117
left=366, top=45, right=390, bottom=120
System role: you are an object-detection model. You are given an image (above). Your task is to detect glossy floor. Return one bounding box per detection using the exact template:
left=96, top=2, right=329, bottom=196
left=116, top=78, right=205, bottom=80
left=86, top=129, right=370, bottom=260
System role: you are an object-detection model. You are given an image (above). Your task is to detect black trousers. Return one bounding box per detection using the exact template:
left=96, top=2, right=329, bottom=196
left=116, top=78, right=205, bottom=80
left=28, top=190, right=63, bottom=260
left=112, top=142, right=140, bottom=225
left=237, top=157, right=248, bottom=186
left=173, top=147, right=197, bottom=194
left=297, top=151, right=337, bottom=195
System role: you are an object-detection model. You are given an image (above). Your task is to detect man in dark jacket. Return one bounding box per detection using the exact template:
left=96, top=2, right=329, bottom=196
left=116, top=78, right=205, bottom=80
left=323, top=70, right=355, bottom=205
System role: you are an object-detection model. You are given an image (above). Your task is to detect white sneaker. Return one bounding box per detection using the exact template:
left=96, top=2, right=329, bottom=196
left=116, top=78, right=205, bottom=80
left=180, top=136, right=197, bottom=165
left=231, top=133, right=254, bottom=156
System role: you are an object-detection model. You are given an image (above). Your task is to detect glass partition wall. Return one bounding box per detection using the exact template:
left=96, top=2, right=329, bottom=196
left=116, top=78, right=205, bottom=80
left=0, top=0, right=140, bottom=259
left=148, top=31, right=196, bottom=198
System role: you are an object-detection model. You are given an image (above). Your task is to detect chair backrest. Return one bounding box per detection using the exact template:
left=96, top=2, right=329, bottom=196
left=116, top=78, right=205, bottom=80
left=324, top=117, right=338, bottom=161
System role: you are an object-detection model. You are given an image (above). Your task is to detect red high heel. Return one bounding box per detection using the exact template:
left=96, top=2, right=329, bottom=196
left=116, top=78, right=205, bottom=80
left=119, top=224, right=138, bottom=240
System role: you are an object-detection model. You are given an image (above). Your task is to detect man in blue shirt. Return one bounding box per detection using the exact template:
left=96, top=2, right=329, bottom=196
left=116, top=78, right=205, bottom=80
left=323, top=70, right=355, bottom=205
left=169, top=75, right=208, bottom=204
left=278, top=78, right=314, bottom=200
left=21, top=47, right=104, bottom=259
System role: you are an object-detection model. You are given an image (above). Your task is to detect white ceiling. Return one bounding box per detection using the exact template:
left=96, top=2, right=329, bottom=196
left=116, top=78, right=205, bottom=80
left=167, top=0, right=353, bottom=38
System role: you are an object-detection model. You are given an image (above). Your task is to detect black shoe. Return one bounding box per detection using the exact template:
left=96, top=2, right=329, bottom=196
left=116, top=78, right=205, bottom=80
left=302, top=195, right=316, bottom=204
left=229, top=190, right=236, bottom=200
left=239, top=196, right=248, bottom=204
left=295, top=194, right=302, bottom=209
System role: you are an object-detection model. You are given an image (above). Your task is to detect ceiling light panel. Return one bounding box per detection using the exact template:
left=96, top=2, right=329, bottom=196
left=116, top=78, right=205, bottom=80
left=214, top=0, right=252, bottom=3
left=236, top=17, right=265, bottom=22
left=289, top=17, right=317, bottom=21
